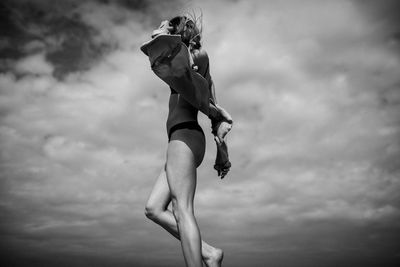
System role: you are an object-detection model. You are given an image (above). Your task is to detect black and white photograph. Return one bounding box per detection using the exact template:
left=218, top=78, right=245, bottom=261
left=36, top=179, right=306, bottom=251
left=1, top=0, right=400, bottom=266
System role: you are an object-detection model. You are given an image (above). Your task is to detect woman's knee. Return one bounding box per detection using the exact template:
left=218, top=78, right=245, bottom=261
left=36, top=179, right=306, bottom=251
left=144, top=203, right=162, bottom=222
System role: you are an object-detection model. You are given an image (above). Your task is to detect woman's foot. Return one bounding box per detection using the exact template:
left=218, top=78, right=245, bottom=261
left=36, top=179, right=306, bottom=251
left=203, top=248, right=224, bottom=267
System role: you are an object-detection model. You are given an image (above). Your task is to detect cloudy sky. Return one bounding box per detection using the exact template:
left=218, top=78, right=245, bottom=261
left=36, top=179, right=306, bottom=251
left=1, top=0, right=400, bottom=266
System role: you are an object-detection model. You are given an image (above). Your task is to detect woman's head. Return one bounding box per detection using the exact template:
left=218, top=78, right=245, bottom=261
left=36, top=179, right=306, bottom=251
left=169, top=15, right=202, bottom=49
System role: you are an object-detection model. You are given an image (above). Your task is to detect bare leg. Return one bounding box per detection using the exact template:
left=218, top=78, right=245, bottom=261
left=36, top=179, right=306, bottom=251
left=165, top=139, right=202, bottom=267
left=145, top=168, right=223, bottom=267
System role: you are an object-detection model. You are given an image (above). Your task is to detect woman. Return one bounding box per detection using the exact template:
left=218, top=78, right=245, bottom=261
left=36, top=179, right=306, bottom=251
left=144, top=15, right=233, bottom=267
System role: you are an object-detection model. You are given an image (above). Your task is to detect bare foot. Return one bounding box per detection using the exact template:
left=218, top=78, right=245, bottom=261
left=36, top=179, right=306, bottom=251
left=203, top=248, right=223, bottom=267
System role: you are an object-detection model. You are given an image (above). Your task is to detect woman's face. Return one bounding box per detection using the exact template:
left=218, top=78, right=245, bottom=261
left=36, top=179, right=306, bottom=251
left=168, top=16, right=199, bottom=46
left=182, top=19, right=197, bottom=44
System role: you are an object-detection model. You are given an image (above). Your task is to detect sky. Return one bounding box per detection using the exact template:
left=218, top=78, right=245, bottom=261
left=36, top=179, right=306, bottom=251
left=1, top=0, right=400, bottom=266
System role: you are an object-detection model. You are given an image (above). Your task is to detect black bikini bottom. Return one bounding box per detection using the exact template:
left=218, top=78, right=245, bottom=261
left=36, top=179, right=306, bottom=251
left=168, top=121, right=206, bottom=167
left=168, top=121, right=204, bottom=141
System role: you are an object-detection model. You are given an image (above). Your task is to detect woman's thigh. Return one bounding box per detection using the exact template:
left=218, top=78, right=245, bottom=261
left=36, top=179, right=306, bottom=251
left=166, top=139, right=198, bottom=208
left=169, top=127, right=205, bottom=168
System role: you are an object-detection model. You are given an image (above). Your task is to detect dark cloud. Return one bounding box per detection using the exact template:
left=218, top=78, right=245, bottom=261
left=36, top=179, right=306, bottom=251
left=353, top=0, right=400, bottom=30
left=0, top=0, right=110, bottom=78
left=100, top=0, right=148, bottom=11
left=44, top=18, right=108, bottom=79
left=0, top=0, right=177, bottom=79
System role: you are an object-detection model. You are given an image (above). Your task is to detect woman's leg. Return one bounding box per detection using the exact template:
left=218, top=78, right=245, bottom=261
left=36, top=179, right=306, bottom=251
left=145, top=169, right=179, bottom=238
left=145, top=169, right=223, bottom=266
left=165, top=138, right=202, bottom=267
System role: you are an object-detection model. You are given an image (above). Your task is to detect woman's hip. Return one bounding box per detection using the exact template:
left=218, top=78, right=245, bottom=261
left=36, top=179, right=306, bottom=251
left=168, top=121, right=206, bottom=167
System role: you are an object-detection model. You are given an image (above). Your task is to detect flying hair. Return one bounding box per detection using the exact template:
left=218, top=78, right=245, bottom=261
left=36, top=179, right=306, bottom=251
left=185, top=9, right=203, bottom=47
left=169, top=8, right=203, bottom=50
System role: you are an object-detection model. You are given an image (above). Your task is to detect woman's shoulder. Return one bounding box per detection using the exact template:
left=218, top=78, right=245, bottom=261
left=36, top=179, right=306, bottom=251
left=192, top=49, right=209, bottom=67
left=192, top=48, right=208, bottom=57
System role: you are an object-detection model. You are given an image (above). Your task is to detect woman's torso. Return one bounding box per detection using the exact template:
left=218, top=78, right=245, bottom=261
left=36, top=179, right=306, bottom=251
left=166, top=49, right=212, bottom=135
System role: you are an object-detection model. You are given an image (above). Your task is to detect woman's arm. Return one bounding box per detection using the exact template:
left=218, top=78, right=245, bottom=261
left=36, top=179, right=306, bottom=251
left=194, top=50, right=233, bottom=178
left=193, top=50, right=233, bottom=125
left=210, top=82, right=217, bottom=105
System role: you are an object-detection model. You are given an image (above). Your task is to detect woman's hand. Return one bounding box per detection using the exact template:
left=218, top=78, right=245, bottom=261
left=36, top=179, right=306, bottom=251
left=216, top=104, right=233, bottom=124
left=151, top=20, right=173, bottom=38
left=213, top=120, right=232, bottom=179
left=213, top=104, right=233, bottom=144
left=214, top=137, right=231, bottom=179
left=210, top=103, right=233, bottom=179
left=214, top=121, right=232, bottom=144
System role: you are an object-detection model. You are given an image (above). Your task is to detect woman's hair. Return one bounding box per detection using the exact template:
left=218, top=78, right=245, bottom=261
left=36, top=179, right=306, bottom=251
left=169, top=14, right=202, bottom=49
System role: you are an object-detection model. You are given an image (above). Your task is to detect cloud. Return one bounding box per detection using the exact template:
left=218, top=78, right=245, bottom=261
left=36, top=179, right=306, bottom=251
left=14, top=53, right=53, bottom=75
